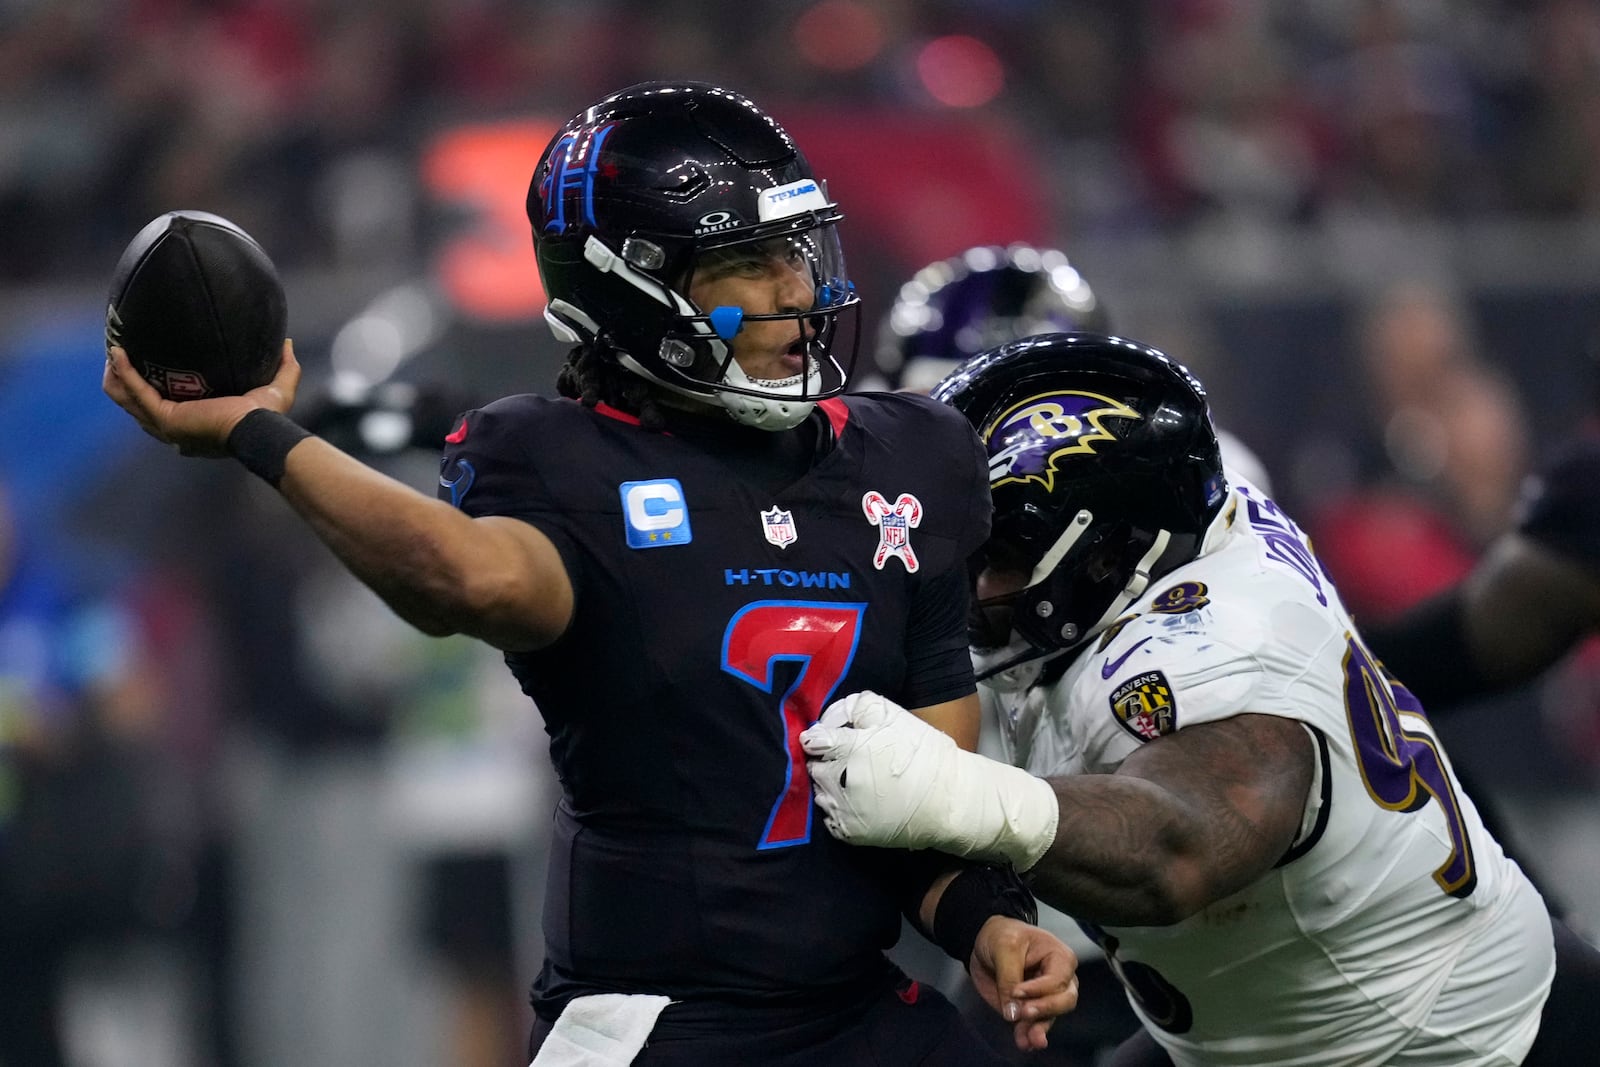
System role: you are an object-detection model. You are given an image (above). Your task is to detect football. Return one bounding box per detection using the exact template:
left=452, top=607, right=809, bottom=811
left=106, top=210, right=288, bottom=401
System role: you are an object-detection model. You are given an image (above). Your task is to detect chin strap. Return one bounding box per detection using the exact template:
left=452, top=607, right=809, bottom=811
left=1074, top=529, right=1175, bottom=649
left=971, top=639, right=1056, bottom=688
left=1118, top=529, right=1172, bottom=605
left=720, top=391, right=815, bottom=431
left=718, top=357, right=819, bottom=430
left=614, top=351, right=819, bottom=431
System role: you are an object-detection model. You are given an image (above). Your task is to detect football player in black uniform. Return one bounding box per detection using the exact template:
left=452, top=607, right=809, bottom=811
left=103, top=82, right=1079, bottom=1065
left=1365, top=439, right=1600, bottom=708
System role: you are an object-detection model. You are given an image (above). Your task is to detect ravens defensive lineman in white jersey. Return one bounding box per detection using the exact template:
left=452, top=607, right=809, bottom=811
left=804, top=333, right=1599, bottom=1065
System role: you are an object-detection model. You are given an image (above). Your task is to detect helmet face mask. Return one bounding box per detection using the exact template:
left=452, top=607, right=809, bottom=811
left=530, top=82, right=861, bottom=429
left=933, top=333, right=1227, bottom=660
left=663, top=225, right=857, bottom=397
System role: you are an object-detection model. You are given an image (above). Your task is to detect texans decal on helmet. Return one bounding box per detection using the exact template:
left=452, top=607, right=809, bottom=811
left=759, top=179, right=829, bottom=219
left=539, top=123, right=616, bottom=233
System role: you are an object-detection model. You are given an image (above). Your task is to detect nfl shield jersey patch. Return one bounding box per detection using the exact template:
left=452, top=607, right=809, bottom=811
left=761, top=505, right=797, bottom=548
left=1110, top=670, right=1177, bottom=741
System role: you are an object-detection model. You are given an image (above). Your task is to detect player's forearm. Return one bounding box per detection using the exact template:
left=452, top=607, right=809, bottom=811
left=1024, top=774, right=1216, bottom=927
left=1461, top=536, right=1600, bottom=685
left=911, top=692, right=983, bottom=751
left=917, top=869, right=962, bottom=931
left=274, top=437, right=554, bottom=647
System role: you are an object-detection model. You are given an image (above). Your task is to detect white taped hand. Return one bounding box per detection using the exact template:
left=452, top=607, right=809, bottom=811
left=800, top=691, right=1060, bottom=872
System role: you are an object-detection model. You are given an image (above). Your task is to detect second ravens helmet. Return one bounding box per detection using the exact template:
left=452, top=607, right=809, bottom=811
left=869, top=244, right=1107, bottom=393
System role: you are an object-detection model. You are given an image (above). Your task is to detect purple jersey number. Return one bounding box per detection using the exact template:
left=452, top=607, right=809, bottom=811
left=1078, top=921, right=1194, bottom=1034
left=1342, top=635, right=1477, bottom=898
left=722, top=601, right=866, bottom=850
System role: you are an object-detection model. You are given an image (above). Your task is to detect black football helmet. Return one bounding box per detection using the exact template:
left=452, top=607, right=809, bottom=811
left=872, top=244, right=1107, bottom=393
left=529, top=82, right=860, bottom=430
left=932, top=333, right=1227, bottom=655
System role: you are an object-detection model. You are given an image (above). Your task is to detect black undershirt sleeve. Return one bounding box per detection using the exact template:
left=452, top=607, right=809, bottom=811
left=1368, top=438, right=1600, bottom=713
left=1518, top=440, right=1600, bottom=575
left=900, top=563, right=978, bottom=710
left=1362, top=589, right=1491, bottom=712
left=854, top=849, right=1036, bottom=966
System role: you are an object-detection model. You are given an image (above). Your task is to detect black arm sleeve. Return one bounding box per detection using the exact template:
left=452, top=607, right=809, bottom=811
left=931, top=863, right=1037, bottom=967
left=1362, top=589, right=1495, bottom=713
left=899, top=419, right=989, bottom=709
left=855, top=850, right=1037, bottom=965
left=1518, top=440, right=1600, bottom=576
left=900, top=563, right=978, bottom=709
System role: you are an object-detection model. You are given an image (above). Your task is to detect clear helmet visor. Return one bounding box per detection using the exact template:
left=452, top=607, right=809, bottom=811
left=663, top=220, right=860, bottom=405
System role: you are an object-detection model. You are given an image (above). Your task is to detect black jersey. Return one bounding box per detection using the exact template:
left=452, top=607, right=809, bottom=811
left=438, top=392, right=989, bottom=1014
left=1518, top=438, right=1600, bottom=574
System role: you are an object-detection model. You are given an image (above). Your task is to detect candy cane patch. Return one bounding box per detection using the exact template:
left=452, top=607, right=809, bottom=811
left=862, top=491, right=922, bottom=573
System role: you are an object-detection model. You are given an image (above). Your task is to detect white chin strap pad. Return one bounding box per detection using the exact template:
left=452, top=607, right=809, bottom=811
left=718, top=358, right=819, bottom=431
left=720, top=392, right=815, bottom=431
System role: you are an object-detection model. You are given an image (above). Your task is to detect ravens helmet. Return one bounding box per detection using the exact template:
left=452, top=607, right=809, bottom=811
left=530, top=82, right=860, bottom=430
left=932, top=333, right=1227, bottom=655
left=873, top=244, right=1106, bottom=393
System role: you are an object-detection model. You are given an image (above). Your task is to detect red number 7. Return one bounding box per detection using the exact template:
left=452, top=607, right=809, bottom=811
left=722, top=601, right=866, bottom=849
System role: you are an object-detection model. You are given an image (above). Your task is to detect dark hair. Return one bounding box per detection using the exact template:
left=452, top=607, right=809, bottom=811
left=555, top=343, right=668, bottom=431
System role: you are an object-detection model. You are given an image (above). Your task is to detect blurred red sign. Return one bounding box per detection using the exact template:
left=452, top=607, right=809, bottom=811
left=421, top=109, right=1052, bottom=322
left=784, top=108, right=1053, bottom=273
left=422, top=119, right=557, bottom=323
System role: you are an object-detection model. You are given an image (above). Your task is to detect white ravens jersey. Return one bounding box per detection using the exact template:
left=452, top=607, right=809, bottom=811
left=994, top=481, right=1555, bottom=1067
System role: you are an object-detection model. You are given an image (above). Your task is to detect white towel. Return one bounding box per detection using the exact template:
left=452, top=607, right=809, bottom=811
left=529, top=993, right=673, bottom=1067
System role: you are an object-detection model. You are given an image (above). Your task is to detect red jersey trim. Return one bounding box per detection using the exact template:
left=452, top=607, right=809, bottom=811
left=593, top=402, right=643, bottom=426
left=818, top=397, right=850, bottom=439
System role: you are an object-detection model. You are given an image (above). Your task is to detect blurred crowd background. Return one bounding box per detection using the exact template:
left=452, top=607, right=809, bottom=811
left=7, top=1, right=1600, bottom=1065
